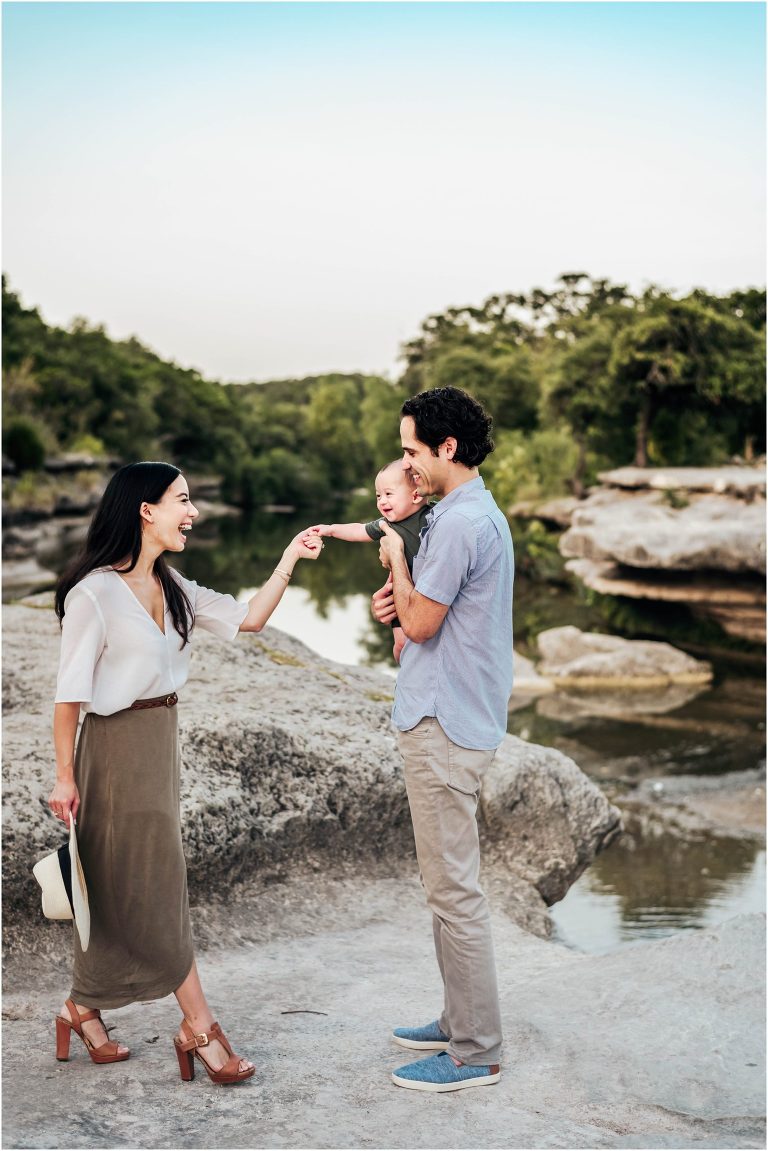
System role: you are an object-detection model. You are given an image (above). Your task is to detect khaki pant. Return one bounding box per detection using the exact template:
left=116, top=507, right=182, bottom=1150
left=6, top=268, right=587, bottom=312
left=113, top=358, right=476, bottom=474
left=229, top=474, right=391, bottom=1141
left=397, top=717, right=502, bottom=1065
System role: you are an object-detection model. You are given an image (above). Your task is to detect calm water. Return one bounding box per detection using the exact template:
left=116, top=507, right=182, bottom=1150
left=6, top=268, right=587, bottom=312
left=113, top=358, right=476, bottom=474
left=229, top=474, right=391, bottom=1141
left=23, top=505, right=768, bottom=952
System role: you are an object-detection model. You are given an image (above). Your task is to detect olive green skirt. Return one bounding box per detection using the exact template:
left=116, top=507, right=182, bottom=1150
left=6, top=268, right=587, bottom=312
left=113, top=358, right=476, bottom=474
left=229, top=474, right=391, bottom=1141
left=71, top=706, right=193, bottom=1009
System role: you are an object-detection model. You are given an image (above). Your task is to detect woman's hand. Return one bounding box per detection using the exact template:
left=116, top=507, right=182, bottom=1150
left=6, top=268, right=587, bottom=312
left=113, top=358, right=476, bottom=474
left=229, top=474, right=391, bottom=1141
left=48, top=779, right=80, bottom=824
left=288, top=531, right=324, bottom=562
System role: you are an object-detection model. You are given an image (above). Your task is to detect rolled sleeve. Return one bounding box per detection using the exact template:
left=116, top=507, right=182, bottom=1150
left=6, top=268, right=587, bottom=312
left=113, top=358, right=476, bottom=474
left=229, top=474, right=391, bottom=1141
left=414, top=515, right=477, bottom=606
left=364, top=519, right=385, bottom=541
left=189, top=581, right=249, bottom=640
left=55, top=586, right=107, bottom=704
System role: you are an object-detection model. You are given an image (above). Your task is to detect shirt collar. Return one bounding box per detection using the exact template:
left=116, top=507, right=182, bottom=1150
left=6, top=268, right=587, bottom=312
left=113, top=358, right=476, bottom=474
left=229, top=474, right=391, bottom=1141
left=426, top=475, right=486, bottom=523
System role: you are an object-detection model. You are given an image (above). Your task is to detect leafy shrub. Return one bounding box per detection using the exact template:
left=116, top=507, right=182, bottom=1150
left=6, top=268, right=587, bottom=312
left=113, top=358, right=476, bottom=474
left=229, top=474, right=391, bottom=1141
left=483, top=426, right=580, bottom=508
left=3, top=417, right=46, bottom=473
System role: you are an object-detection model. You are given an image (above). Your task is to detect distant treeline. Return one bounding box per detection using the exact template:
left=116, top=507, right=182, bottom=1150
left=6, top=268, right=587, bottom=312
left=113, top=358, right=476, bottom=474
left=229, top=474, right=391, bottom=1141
left=2, top=273, right=764, bottom=509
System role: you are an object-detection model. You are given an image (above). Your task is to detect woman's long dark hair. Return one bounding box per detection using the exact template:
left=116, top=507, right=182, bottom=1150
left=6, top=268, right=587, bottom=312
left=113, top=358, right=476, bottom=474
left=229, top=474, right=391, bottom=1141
left=55, top=461, right=194, bottom=646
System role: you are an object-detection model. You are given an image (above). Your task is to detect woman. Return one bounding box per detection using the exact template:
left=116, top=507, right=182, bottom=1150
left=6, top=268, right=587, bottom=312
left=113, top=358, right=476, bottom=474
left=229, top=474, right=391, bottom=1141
left=48, top=461, right=321, bottom=1085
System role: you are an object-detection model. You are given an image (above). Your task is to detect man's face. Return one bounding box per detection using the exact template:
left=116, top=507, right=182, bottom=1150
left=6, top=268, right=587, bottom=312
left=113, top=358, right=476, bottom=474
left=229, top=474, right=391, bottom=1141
left=399, top=415, right=450, bottom=498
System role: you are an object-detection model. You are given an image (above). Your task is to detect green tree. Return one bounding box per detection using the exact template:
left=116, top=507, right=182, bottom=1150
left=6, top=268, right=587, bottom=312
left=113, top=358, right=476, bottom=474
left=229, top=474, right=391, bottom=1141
left=609, top=295, right=765, bottom=466
left=305, top=377, right=370, bottom=493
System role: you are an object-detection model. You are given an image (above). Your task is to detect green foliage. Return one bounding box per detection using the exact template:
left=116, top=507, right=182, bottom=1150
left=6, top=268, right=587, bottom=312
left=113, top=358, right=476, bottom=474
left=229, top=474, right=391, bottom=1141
left=3, top=469, right=58, bottom=513
left=483, top=427, right=581, bottom=508
left=511, top=518, right=568, bottom=582
left=3, top=416, right=46, bottom=472
left=660, top=487, right=690, bottom=510
left=2, top=272, right=764, bottom=511
left=68, top=433, right=108, bottom=457
left=305, top=377, right=371, bottom=493
left=400, top=274, right=765, bottom=494
left=608, top=294, right=765, bottom=466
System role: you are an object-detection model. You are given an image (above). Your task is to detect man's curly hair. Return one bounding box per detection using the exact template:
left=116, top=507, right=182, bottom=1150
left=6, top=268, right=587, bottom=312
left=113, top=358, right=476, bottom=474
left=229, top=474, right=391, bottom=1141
left=401, top=387, right=495, bottom=467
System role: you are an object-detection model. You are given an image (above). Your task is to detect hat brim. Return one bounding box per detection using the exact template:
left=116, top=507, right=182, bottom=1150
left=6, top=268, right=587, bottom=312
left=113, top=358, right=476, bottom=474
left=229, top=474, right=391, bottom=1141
left=68, top=815, right=90, bottom=952
left=32, top=852, right=73, bottom=920
left=32, top=815, right=90, bottom=952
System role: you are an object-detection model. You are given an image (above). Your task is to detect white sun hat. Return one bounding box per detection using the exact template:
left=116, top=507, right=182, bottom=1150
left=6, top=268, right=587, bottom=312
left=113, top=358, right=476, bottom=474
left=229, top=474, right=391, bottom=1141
left=32, top=813, right=90, bottom=951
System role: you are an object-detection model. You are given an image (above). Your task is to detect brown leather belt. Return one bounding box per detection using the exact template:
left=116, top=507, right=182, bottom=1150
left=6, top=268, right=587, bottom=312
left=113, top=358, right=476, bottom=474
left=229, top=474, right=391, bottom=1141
left=129, top=692, right=178, bottom=711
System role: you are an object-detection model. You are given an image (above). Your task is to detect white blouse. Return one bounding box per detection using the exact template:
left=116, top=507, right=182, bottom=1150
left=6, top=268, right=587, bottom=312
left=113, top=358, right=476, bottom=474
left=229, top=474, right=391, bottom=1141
left=55, top=568, right=249, bottom=716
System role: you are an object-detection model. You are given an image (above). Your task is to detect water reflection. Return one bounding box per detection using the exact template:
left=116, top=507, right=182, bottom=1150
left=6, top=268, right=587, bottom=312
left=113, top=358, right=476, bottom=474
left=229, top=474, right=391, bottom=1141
left=552, top=836, right=765, bottom=953
left=508, top=677, right=766, bottom=783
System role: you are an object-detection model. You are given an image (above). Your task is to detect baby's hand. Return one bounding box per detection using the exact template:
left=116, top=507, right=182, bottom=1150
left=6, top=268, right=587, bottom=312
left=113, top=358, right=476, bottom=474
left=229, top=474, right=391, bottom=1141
left=305, top=524, right=331, bottom=538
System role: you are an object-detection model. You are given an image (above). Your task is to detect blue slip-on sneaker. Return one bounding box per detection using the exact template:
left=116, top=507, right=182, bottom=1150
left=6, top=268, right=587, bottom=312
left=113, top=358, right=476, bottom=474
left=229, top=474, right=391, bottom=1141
left=392, top=1051, right=501, bottom=1093
left=392, top=1020, right=450, bottom=1051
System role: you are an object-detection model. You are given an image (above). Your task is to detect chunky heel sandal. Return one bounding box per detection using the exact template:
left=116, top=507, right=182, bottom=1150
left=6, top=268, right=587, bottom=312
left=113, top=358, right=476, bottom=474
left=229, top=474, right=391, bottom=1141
left=55, top=998, right=129, bottom=1064
left=173, top=1019, right=255, bottom=1085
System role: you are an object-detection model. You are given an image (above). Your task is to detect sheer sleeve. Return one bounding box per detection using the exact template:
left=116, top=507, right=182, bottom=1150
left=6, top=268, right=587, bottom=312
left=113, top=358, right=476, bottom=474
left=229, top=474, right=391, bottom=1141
left=54, top=585, right=107, bottom=704
left=185, top=579, right=249, bottom=640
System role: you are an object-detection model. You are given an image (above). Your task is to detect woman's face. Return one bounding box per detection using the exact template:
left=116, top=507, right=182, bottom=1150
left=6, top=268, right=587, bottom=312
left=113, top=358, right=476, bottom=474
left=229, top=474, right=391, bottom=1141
left=143, top=474, right=199, bottom=552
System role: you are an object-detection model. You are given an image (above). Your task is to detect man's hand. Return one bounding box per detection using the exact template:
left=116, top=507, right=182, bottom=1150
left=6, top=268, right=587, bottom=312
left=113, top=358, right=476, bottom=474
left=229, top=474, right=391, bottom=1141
left=371, top=578, right=397, bottom=626
left=378, top=520, right=405, bottom=570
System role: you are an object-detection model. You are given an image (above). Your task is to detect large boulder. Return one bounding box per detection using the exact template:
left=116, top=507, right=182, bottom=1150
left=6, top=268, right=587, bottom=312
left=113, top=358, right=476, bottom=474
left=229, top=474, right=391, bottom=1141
left=536, top=625, right=713, bottom=688
left=3, top=603, right=621, bottom=950
left=561, top=487, right=765, bottom=575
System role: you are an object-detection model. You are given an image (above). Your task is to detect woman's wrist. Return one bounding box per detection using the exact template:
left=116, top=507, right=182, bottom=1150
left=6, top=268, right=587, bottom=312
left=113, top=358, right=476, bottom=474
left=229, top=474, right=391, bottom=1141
left=279, top=548, right=297, bottom=573
left=55, top=764, right=75, bottom=783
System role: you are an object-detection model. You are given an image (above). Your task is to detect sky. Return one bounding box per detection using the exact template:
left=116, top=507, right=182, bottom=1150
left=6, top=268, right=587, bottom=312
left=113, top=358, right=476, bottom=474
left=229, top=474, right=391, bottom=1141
left=2, top=1, right=765, bottom=383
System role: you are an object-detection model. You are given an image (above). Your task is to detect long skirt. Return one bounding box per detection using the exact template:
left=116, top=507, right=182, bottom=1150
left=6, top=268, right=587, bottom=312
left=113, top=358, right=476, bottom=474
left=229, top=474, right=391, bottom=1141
left=70, top=706, right=194, bottom=1009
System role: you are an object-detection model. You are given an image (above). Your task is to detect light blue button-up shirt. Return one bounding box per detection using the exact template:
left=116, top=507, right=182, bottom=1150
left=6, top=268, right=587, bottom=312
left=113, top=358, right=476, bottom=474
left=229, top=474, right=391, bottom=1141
left=392, top=476, right=514, bottom=750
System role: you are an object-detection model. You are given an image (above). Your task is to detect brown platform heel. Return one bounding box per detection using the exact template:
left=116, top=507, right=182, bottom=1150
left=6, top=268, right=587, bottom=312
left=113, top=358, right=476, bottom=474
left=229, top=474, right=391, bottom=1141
left=173, top=1019, right=255, bottom=1085
left=56, top=998, right=130, bottom=1064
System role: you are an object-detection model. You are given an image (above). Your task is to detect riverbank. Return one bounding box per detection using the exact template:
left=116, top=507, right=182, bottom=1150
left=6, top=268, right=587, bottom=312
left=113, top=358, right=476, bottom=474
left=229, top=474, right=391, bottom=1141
left=3, top=871, right=764, bottom=1150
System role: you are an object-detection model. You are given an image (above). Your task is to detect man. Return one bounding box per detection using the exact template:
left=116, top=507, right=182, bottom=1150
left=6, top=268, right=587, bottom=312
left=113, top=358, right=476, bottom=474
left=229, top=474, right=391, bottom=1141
left=372, top=385, right=514, bottom=1093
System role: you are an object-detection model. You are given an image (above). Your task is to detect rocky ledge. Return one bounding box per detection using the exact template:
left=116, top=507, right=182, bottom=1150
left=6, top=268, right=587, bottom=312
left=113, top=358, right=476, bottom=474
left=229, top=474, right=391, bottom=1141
left=559, top=466, right=766, bottom=644
left=3, top=602, right=621, bottom=953
left=510, top=627, right=713, bottom=720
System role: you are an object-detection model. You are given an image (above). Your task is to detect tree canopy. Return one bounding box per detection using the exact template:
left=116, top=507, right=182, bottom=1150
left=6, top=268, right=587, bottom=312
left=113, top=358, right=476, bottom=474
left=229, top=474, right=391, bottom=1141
left=2, top=272, right=764, bottom=508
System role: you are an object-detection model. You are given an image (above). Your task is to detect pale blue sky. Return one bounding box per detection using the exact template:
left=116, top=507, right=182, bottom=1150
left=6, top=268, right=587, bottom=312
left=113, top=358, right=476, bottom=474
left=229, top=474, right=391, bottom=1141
left=3, top=2, right=765, bottom=381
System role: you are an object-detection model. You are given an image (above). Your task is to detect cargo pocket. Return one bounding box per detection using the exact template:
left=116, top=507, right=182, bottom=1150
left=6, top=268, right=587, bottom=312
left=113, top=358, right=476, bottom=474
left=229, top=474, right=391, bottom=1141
left=447, top=741, right=494, bottom=797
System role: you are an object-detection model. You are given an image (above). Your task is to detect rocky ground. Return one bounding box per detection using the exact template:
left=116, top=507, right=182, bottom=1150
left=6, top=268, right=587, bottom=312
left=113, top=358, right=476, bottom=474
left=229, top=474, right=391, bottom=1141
left=2, top=879, right=764, bottom=1150
left=3, top=602, right=765, bottom=1149
left=2, top=858, right=765, bottom=1151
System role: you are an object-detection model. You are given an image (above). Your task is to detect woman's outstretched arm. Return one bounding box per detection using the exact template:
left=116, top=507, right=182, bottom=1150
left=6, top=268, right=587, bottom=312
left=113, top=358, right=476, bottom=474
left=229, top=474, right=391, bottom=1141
left=239, top=530, right=323, bottom=633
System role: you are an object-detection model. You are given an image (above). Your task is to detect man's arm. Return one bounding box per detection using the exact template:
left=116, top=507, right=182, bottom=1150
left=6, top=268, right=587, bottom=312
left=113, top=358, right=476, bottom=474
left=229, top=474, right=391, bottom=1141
left=379, top=525, right=449, bottom=643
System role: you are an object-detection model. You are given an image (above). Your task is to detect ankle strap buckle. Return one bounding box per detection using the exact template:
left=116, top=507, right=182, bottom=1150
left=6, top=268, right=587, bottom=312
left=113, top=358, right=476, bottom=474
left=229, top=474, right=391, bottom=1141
left=193, top=1031, right=208, bottom=1048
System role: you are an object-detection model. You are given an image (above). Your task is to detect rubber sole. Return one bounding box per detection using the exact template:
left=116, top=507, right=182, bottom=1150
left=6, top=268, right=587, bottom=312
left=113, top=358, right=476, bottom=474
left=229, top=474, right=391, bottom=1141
left=392, top=1034, right=450, bottom=1051
left=391, top=1069, right=501, bottom=1093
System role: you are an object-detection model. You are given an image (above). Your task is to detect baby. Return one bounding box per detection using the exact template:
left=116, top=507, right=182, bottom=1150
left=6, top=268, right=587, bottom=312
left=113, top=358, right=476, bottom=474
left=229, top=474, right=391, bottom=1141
left=305, top=461, right=429, bottom=661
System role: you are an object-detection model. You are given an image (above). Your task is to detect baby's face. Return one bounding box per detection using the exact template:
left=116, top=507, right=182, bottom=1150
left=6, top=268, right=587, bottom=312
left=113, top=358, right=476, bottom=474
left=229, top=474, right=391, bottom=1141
left=375, top=469, right=422, bottom=522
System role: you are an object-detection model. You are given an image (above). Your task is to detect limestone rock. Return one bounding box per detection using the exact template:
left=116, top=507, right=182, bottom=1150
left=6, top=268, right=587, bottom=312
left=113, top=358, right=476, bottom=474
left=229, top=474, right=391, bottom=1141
left=536, top=625, right=713, bottom=688
left=509, top=649, right=555, bottom=709
left=598, top=464, right=766, bottom=495
left=2, top=886, right=764, bottom=1149
left=3, top=603, right=620, bottom=945
left=508, top=495, right=581, bottom=526
left=481, top=737, right=622, bottom=904
left=561, top=487, right=766, bottom=575
left=566, top=557, right=766, bottom=606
